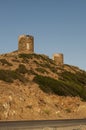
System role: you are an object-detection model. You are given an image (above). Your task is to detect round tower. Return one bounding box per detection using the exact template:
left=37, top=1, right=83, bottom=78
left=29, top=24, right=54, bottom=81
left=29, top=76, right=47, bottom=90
left=53, top=53, right=64, bottom=65
left=18, top=34, right=34, bottom=53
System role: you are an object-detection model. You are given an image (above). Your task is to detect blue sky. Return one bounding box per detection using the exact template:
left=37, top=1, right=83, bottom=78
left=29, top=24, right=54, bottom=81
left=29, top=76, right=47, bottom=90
left=0, top=0, right=86, bottom=70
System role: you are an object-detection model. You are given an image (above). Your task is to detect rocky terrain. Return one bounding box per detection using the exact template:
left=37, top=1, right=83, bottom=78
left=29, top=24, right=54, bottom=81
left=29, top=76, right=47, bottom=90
left=0, top=51, right=86, bottom=120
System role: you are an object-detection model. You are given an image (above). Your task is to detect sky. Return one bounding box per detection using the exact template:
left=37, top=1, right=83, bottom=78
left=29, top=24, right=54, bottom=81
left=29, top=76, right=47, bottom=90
left=0, top=0, right=86, bottom=70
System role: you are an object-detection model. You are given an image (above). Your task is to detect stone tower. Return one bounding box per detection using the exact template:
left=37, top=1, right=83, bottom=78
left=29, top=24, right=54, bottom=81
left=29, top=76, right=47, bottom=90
left=53, top=53, right=64, bottom=65
left=18, top=34, right=34, bottom=53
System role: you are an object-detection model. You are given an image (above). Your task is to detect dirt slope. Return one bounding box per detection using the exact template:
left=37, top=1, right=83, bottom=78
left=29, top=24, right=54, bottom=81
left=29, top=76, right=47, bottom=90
left=0, top=51, right=86, bottom=120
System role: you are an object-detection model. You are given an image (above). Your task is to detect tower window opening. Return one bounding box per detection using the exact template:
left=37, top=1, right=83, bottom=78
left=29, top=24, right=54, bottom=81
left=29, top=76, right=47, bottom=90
left=27, top=43, right=30, bottom=50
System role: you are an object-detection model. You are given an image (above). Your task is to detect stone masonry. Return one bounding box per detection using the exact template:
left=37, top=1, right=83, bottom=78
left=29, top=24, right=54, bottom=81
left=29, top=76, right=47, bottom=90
left=53, top=53, right=64, bottom=66
left=18, top=34, right=34, bottom=53
left=18, top=34, right=64, bottom=66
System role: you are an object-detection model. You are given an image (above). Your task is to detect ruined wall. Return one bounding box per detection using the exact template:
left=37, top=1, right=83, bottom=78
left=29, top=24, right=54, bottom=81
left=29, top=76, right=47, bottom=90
left=53, top=53, right=64, bottom=65
left=18, top=34, right=64, bottom=66
left=18, top=35, right=34, bottom=53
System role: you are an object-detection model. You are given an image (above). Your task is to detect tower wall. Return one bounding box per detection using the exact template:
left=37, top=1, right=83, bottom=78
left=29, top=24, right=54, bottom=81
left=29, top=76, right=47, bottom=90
left=53, top=53, right=64, bottom=65
left=18, top=35, right=34, bottom=53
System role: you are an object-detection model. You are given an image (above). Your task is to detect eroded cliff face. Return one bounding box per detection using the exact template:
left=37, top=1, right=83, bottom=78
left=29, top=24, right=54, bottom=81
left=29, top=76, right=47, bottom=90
left=0, top=52, right=86, bottom=120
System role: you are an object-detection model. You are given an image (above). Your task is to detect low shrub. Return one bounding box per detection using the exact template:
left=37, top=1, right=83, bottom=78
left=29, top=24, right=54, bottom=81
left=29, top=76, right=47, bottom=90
left=0, top=59, right=12, bottom=66
left=65, top=108, right=71, bottom=113
left=12, top=59, right=19, bottom=62
left=0, top=69, right=28, bottom=83
left=59, top=71, right=86, bottom=86
left=43, top=109, right=50, bottom=115
left=35, top=68, right=48, bottom=74
left=16, top=64, right=28, bottom=74
left=19, top=53, right=41, bottom=59
left=33, top=74, right=86, bottom=100
left=33, top=75, right=71, bottom=95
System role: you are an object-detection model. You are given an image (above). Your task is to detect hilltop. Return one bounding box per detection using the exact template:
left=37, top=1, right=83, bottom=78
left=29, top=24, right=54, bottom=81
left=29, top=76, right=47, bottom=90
left=0, top=51, right=86, bottom=120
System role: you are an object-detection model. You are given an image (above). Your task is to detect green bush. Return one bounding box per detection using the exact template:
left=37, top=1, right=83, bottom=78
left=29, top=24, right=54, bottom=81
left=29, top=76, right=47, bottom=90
left=35, top=68, right=48, bottom=74
left=59, top=71, right=86, bottom=86
left=18, top=53, right=57, bottom=74
left=19, top=53, right=56, bottom=66
left=0, top=69, right=28, bottom=83
left=12, top=59, right=19, bottom=62
left=33, top=75, right=71, bottom=95
left=65, top=108, right=71, bottom=113
left=0, top=59, right=12, bottom=66
left=16, top=64, right=28, bottom=74
left=43, top=109, right=50, bottom=115
left=18, top=54, right=44, bottom=64
left=19, top=53, right=41, bottom=59
left=33, top=74, right=86, bottom=100
left=39, top=63, right=57, bottom=73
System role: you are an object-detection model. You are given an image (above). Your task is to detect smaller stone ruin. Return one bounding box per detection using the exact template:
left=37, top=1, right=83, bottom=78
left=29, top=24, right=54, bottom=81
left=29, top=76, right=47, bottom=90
left=53, top=53, right=64, bottom=66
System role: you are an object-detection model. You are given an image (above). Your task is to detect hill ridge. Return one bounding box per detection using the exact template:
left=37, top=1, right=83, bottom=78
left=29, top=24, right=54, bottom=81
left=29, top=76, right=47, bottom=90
left=0, top=52, right=86, bottom=120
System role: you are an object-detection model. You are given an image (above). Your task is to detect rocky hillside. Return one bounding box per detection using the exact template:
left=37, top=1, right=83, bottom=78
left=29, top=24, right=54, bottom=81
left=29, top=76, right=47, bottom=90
left=0, top=51, right=86, bottom=120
